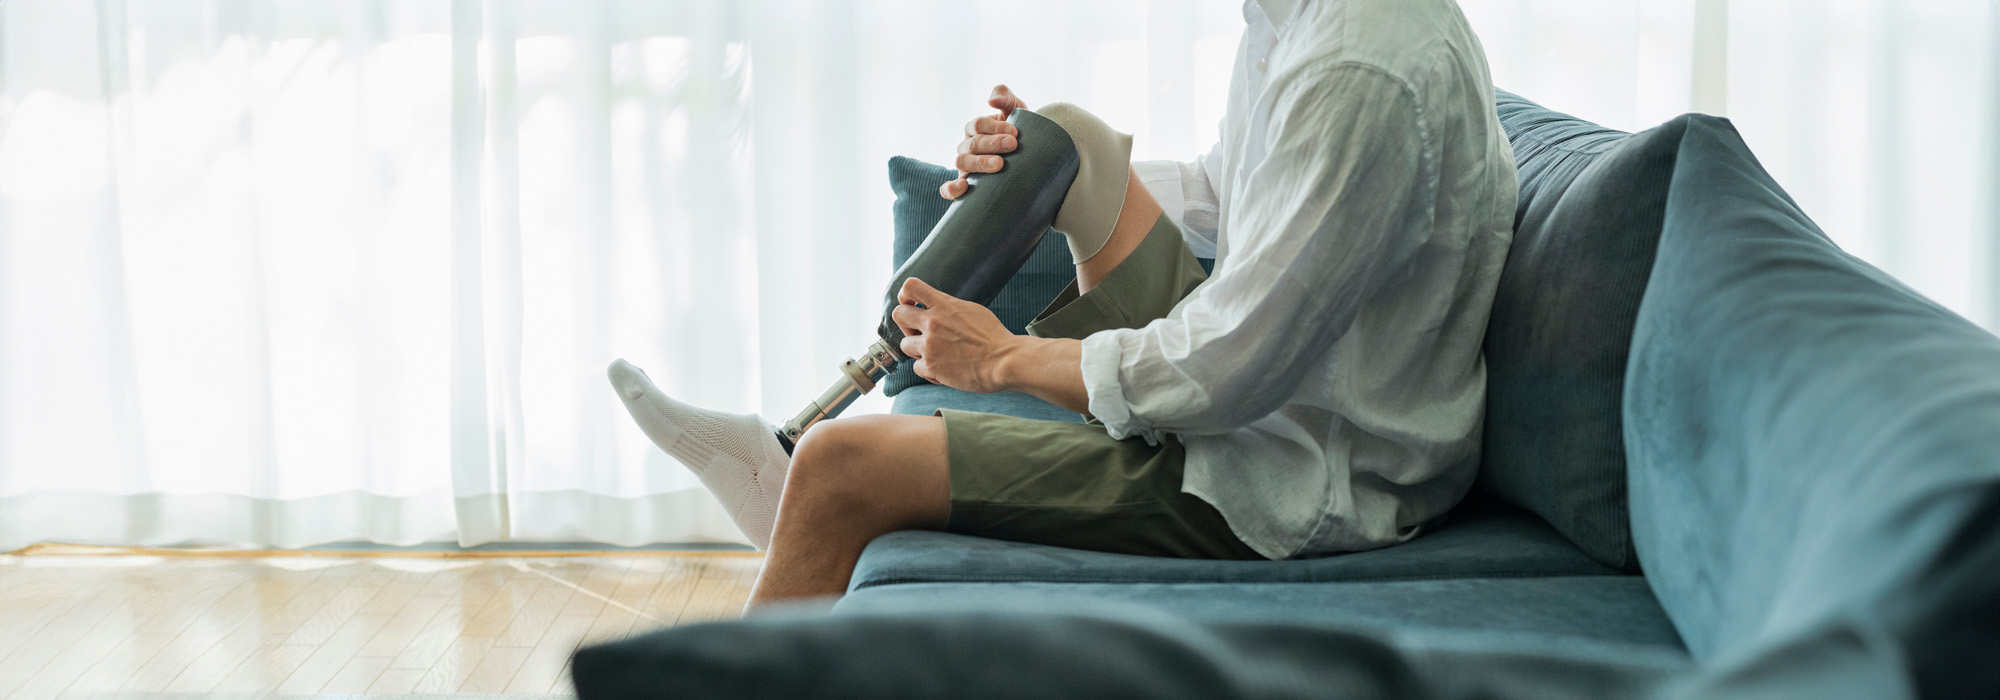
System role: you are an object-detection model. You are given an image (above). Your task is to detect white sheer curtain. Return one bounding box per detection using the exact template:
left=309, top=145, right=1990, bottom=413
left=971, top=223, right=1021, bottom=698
left=1, top=0, right=1993, bottom=549
left=1463, top=0, right=2000, bottom=328
left=0, top=0, right=1238, bottom=549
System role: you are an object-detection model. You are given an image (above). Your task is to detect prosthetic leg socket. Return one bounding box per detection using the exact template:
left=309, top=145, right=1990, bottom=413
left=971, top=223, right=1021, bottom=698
left=776, top=108, right=1084, bottom=450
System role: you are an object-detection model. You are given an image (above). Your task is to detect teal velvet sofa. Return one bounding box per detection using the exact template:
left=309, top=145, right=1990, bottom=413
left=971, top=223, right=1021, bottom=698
left=572, top=92, right=2000, bottom=699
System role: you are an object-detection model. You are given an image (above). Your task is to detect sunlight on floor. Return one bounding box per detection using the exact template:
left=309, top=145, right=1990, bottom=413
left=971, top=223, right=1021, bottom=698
left=0, top=552, right=762, bottom=698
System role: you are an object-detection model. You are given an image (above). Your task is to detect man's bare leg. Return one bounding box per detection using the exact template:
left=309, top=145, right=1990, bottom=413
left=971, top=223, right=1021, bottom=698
left=746, top=167, right=1165, bottom=607
left=748, top=414, right=949, bottom=604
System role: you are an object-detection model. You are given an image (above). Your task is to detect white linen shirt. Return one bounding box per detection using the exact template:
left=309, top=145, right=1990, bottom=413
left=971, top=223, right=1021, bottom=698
left=1101, top=0, right=1517, bottom=559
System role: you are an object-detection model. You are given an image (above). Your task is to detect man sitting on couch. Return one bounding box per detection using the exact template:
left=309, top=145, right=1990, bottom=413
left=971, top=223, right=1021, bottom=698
left=608, top=0, right=1519, bottom=606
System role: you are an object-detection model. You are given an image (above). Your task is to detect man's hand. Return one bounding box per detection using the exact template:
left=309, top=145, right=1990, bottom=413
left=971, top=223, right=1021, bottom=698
left=891, top=278, right=1020, bottom=394
left=941, top=85, right=1028, bottom=200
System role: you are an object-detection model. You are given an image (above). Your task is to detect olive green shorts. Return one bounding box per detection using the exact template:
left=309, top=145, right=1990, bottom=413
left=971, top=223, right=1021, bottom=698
left=939, top=213, right=1263, bottom=560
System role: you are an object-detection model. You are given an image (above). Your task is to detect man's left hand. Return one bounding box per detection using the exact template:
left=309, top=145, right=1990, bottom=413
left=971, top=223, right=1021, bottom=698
left=891, top=278, right=1019, bottom=394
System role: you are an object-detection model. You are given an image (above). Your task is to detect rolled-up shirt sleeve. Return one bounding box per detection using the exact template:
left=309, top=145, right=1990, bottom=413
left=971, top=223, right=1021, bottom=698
left=1082, top=61, right=1438, bottom=439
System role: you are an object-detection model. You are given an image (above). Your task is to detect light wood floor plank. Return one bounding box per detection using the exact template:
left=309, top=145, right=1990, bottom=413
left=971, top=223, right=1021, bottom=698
left=365, top=666, right=428, bottom=694
left=493, top=565, right=582, bottom=647
left=0, top=564, right=122, bottom=667
left=556, top=557, right=633, bottom=618
left=505, top=613, right=597, bottom=694
left=644, top=559, right=714, bottom=626
left=410, top=635, right=496, bottom=693
left=86, top=570, right=266, bottom=693
left=0, top=578, right=149, bottom=695
left=158, top=565, right=331, bottom=693
left=457, top=644, right=533, bottom=693
left=319, top=654, right=394, bottom=694
left=459, top=567, right=552, bottom=638
left=272, top=612, right=392, bottom=694
left=356, top=593, right=449, bottom=658
left=14, top=566, right=245, bottom=698
left=680, top=557, right=764, bottom=625
left=0, top=553, right=760, bottom=698
left=210, top=640, right=317, bottom=693
left=280, top=567, right=390, bottom=647
left=160, top=609, right=286, bottom=694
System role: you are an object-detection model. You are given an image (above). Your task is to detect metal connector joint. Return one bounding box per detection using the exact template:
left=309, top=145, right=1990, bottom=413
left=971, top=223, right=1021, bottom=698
left=776, top=337, right=903, bottom=450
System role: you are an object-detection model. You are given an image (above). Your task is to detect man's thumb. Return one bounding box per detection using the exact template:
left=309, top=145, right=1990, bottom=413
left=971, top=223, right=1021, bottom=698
left=989, top=85, right=1024, bottom=114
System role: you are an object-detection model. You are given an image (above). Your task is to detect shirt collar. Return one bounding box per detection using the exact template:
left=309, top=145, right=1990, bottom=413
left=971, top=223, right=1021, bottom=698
left=1252, top=0, right=1301, bottom=31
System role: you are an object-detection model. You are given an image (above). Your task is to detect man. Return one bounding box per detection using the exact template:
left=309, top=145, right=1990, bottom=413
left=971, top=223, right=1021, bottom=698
left=609, top=0, right=1517, bottom=606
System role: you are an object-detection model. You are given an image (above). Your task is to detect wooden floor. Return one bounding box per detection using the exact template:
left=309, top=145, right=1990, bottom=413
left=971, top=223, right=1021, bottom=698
left=0, top=551, right=763, bottom=699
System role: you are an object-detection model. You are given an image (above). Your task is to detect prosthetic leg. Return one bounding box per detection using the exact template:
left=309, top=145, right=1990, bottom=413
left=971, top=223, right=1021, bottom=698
left=775, top=104, right=1132, bottom=450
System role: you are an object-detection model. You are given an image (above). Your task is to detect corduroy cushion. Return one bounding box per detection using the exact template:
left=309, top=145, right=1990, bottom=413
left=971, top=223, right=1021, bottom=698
left=834, top=578, right=1686, bottom=651
left=1479, top=91, right=1689, bottom=571
left=882, top=156, right=1075, bottom=396
left=1622, top=113, right=2000, bottom=696
left=850, top=494, right=1618, bottom=591
left=573, top=605, right=1690, bottom=700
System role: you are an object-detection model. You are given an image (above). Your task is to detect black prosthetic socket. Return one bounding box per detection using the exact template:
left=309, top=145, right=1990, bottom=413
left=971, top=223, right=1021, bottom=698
left=874, top=109, right=1082, bottom=348
left=775, top=109, right=1083, bottom=451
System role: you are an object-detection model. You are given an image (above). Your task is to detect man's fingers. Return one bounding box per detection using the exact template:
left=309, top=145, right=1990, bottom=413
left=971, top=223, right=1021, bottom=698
left=890, top=303, right=925, bottom=337
left=955, top=152, right=1002, bottom=174
left=964, top=114, right=1018, bottom=138
left=911, top=358, right=932, bottom=381
left=972, top=133, right=1016, bottom=155
left=945, top=112, right=1016, bottom=200
left=955, top=133, right=1015, bottom=157
left=939, top=177, right=968, bottom=200
left=989, top=84, right=1026, bottom=114
left=899, top=335, right=923, bottom=361
left=899, top=277, right=946, bottom=309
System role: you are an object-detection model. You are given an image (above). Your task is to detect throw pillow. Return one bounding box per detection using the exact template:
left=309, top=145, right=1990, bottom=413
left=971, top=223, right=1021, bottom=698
left=1479, top=91, right=1690, bottom=571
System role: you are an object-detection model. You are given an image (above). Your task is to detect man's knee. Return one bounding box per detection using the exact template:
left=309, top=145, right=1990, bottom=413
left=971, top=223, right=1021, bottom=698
left=786, top=419, right=871, bottom=506
left=782, top=416, right=946, bottom=530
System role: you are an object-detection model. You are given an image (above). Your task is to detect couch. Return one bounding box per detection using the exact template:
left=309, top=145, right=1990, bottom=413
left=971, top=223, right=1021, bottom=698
left=572, top=91, right=2000, bottom=699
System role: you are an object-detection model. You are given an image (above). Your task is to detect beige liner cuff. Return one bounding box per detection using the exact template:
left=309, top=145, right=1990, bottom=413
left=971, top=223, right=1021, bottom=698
left=1035, top=102, right=1134, bottom=263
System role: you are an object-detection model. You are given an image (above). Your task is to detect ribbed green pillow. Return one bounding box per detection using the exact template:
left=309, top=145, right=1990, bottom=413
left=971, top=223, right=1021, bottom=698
left=1480, top=91, right=1688, bottom=571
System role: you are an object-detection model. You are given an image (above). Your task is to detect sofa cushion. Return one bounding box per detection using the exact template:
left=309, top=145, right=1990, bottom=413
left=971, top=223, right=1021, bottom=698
left=889, top=383, right=1084, bottom=424
left=1622, top=112, right=2000, bottom=696
left=835, top=577, right=1687, bottom=653
left=883, top=156, right=1076, bottom=396
left=1479, top=91, right=1689, bottom=571
left=852, top=491, right=1615, bottom=590
left=574, top=604, right=1690, bottom=700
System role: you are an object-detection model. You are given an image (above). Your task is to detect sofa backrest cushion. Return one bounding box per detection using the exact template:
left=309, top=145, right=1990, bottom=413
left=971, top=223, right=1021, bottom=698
left=883, top=156, right=1076, bottom=396
left=1480, top=91, right=1686, bottom=571
left=1625, top=115, right=2000, bottom=694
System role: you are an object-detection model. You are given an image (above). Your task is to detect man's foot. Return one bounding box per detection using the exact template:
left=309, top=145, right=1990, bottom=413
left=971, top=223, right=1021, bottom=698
left=607, top=358, right=789, bottom=549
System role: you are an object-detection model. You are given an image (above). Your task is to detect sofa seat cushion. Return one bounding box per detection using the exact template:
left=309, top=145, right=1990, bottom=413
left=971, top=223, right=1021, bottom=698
left=852, top=492, right=1617, bottom=590
left=834, top=577, right=1688, bottom=654
left=575, top=604, right=1692, bottom=700
left=889, top=383, right=1084, bottom=424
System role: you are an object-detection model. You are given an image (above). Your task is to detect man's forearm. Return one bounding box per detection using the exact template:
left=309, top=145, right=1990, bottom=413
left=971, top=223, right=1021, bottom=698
left=995, top=335, right=1090, bottom=414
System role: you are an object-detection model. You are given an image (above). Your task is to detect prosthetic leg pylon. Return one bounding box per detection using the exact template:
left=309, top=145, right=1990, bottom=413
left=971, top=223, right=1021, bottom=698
left=775, top=108, right=1083, bottom=451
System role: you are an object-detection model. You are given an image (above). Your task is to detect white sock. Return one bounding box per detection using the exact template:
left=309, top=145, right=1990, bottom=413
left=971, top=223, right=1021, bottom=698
left=607, top=358, right=789, bottom=550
